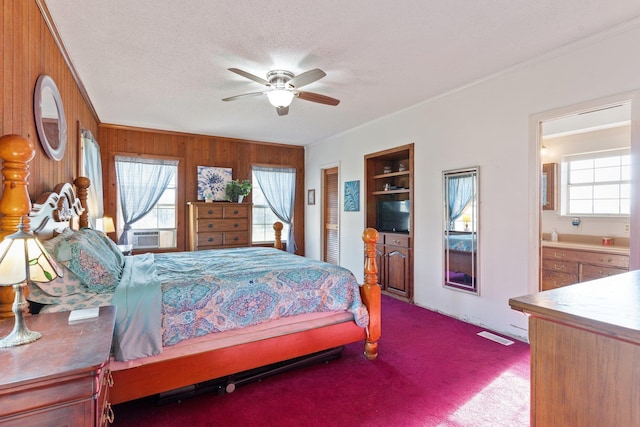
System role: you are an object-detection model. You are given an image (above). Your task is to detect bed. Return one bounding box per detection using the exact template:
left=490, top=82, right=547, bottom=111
left=0, top=135, right=381, bottom=405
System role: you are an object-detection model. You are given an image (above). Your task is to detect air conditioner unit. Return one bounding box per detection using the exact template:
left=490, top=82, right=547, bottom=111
left=130, top=230, right=160, bottom=249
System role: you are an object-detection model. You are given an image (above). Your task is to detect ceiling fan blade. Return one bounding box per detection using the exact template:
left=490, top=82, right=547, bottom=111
left=288, top=69, right=326, bottom=89
left=228, top=68, right=269, bottom=86
left=277, top=106, right=289, bottom=116
left=222, top=91, right=265, bottom=102
left=297, top=91, right=340, bottom=106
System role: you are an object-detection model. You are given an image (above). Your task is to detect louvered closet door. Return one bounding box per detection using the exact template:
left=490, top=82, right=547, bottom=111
left=323, top=167, right=339, bottom=265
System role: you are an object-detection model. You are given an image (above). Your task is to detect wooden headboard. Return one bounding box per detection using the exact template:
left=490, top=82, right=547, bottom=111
left=0, top=134, right=90, bottom=318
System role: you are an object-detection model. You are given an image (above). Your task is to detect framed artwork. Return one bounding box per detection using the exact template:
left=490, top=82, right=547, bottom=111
left=344, top=180, right=360, bottom=212
left=307, top=189, right=316, bottom=205
left=197, top=166, right=232, bottom=201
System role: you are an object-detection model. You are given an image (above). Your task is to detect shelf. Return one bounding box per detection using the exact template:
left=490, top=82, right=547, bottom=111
left=372, top=189, right=410, bottom=195
left=373, top=171, right=410, bottom=180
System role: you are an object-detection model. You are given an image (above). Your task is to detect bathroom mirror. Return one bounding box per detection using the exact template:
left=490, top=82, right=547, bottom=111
left=443, top=167, right=479, bottom=294
left=34, top=74, right=67, bottom=161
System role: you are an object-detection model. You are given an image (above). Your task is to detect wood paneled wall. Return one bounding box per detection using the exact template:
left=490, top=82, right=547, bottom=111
left=0, top=0, right=99, bottom=201
left=99, top=124, right=306, bottom=254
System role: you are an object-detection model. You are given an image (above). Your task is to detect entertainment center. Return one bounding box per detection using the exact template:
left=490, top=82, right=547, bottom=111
left=365, top=144, right=414, bottom=301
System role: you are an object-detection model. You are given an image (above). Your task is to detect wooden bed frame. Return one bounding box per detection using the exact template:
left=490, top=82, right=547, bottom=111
left=0, top=134, right=381, bottom=405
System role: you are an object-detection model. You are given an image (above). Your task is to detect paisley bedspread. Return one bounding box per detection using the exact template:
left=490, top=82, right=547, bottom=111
left=153, top=247, right=369, bottom=347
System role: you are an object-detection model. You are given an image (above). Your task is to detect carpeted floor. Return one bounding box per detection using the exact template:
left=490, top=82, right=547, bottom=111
left=113, top=295, right=530, bottom=426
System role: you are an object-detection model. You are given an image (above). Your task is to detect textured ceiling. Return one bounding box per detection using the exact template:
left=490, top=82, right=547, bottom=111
left=44, top=0, right=640, bottom=146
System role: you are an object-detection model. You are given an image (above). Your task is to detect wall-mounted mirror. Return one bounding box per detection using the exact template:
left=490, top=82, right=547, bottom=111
left=443, top=167, right=479, bottom=294
left=34, top=74, right=67, bottom=161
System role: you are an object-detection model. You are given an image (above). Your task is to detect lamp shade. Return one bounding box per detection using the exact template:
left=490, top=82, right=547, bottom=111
left=0, top=224, right=62, bottom=285
left=266, top=90, right=295, bottom=108
left=100, top=216, right=116, bottom=233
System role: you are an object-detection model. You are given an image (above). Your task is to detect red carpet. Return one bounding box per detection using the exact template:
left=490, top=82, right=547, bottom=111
left=113, top=295, right=530, bottom=426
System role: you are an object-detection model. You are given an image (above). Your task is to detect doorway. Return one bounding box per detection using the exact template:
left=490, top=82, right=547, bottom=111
left=322, top=167, right=339, bottom=264
left=535, top=95, right=638, bottom=292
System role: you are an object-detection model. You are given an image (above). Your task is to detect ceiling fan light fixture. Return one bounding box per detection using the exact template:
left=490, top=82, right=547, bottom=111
left=266, top=89, right=295, bottom=108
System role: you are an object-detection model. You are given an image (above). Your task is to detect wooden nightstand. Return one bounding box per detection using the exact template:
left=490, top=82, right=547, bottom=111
left=0, top=306, right=116, bottom=426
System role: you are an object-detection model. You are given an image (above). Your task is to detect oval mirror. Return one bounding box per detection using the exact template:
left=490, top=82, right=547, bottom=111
left=34, top=74, right=67, bottom=161
left=443, top=166, right=479, bottom=294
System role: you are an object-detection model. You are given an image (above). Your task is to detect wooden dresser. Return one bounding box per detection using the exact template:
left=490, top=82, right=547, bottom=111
left=0, top=306, right=116, bottom=426
left=187, top=202, right=252, bottom=251
left=541, top=243, right=629, bottom=290
left=510, top=271, right=640, bottom=426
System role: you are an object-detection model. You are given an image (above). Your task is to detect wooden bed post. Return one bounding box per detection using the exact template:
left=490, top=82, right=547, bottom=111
left=361, top=228, right=381, bottom=360
left=73, top=176, right=91, bottom=229
left=0, top=135, right=36, bottom=319
left=273, top=221, right=283, bottom=250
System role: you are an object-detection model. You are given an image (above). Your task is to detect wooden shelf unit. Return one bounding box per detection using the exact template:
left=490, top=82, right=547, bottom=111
left=365, top=143, right=414, bottom=302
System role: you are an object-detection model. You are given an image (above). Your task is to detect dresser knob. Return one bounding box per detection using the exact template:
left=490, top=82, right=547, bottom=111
left=208, top=237, right=213, bottom=242
left=234, top=223, right=239, bottom=228
left=233, top=236, right=239, bottom=241
left=234, top=210, right=239, bottom=215
left=208, top=224, right=213, bottom=228
left=207, top=210, right=213, bottom=214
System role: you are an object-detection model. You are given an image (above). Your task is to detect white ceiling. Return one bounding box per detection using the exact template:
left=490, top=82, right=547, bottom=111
left=44, top=0, right=640, bottom=146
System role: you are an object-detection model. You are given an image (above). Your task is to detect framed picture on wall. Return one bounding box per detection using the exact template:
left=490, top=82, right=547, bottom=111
left=308, top=189, right=316, bottom=205
left=344, top=180, right=360, bottom=212
left=198, top=166, right=232, bottom=201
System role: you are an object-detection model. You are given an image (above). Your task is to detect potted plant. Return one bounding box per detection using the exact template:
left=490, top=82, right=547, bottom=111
left=225, top=179, right=252, bottom=203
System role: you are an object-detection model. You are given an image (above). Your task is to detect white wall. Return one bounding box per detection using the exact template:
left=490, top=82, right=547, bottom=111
left=305, top=22, right=640, bottom=341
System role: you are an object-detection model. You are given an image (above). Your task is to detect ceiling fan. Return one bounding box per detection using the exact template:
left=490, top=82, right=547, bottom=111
left=222, top=68, right=340, bottom=116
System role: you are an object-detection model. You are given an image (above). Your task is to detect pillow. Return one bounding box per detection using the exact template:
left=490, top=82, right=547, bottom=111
left=29, top=263, right=87, bottom=297
left=41, top=227, right=75, bottom=254
left=54, top=231, right=123, bottom=294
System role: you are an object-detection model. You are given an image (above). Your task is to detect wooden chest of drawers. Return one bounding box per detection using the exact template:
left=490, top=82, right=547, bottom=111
left=187, top=202, right=252, bottom=251
left=0, top=306, right=116, bottom=426
left=541, top=246, right=629, bottom=291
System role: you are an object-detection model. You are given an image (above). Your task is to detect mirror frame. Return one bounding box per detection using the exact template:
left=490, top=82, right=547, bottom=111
left=34, top=74, right=67, bottom=161
left=443, top=166, right=480, bottom=294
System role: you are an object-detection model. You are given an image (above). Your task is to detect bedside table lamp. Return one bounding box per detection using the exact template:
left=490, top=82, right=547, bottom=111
left=0, top=219, right=62, bottom=347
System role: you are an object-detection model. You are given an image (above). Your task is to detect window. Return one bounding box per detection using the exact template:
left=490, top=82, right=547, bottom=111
left=115, top=156, right=179, bottom=248
left=563, top=149, right=630, bottom=216
left=251, top=170, right=290, bottom=243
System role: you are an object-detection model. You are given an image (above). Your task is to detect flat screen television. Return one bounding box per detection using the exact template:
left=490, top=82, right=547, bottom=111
left=377, top=200, right=410, bottom=233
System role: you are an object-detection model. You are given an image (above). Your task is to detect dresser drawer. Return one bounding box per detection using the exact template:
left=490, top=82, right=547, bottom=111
left=581, top=264, right=628, bottom=282
left=542, top=248, right=584, bottom=262
left=195, top=205, right=223, bottom=219
left=384, top=234, right=410, bottom=247
left=541, top=270, right=578, bottom=290
left=197, top=218, right=248, bottom=232
left=224, top=231, right=249, bottom=246
left=223, top=205, right=249, bottom=219
left=579, top=251, right=629, bottom=269
left=541, top=258, right=579, bottom=275
left=196, top=232, right=223, bottom=248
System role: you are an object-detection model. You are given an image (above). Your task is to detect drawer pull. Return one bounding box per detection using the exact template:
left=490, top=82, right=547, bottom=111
left=107, top=370, right=114, bottom=387
left=208, top=237, right=214, bottom=242
left=207, top=210, right=213, bottom=215
left=208, top=224, right=214, bottom=228
left=598, top=257, right=613, bottom=263
left=233, top=236, right=239, bottom=241
left=233, top=210, right=239, bottom=215
left=393, top=240, right=401, bottom=245
left=553, top=264, right=564, bottom=271
left=234, top=223, right=239, bottom=228
left=553, top=252, right=564, bottom=259
left=102, top=402, right=115, bottom=424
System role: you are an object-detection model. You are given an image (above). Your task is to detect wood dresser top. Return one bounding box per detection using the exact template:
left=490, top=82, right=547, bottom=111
left=0, top=306, right=115, bottom=388
left=509, top=270, right=640, bottom=345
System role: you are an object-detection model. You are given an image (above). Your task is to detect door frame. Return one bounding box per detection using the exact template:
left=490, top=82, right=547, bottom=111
left=529, top=90, right=640, bottom=294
